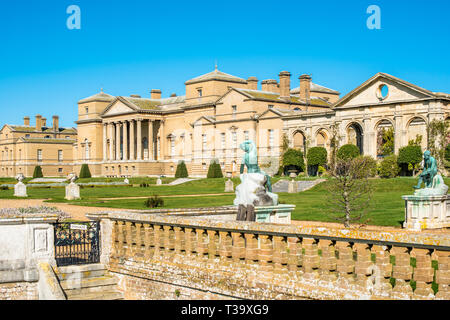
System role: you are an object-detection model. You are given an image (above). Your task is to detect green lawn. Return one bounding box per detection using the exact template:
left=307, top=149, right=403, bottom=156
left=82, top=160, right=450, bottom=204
left=0, top=177, right=442, bottom=228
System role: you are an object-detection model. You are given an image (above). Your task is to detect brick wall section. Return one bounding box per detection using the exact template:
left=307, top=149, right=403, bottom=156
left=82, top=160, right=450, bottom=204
left=93, top=211, right=450, bottom=300
left=0, top=282, right=38, bottom=300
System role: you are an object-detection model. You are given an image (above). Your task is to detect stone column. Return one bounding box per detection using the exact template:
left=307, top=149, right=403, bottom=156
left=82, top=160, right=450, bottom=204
left=363, top=117, right=371, bottom=156
left=130, top=120, right=135, bottom=161
left=108, top=123, right=114, bottom=161
left=159, top=120, right=165, bottom=161
left=123, top=121, right=128, bottom=161
left=137, top=119, right=142, bottom=161
left=115, top=122, right=121, bottom=161
left=103, top=123, right=107, bottom=161
left=148, top=120, right=154, bottom=160
left=394, top=110, right=403, bottom=154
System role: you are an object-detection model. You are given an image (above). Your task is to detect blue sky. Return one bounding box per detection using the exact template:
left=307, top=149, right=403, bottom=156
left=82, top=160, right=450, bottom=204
left=0, top=0, right=449, bottom=128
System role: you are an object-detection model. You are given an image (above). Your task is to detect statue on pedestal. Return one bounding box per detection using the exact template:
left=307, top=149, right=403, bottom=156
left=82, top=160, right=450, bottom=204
left=14, top=173, right=27, bottom=197
left=65, top=173, right=81, bottom=200
left=413, top=150, right=448, bottom=196
left=234, top=140, right=278, bottom=221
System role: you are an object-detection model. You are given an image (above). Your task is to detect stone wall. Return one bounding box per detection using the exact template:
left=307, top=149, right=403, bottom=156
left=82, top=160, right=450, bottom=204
left=90, top=211, right=450, bottom=300
left=0, top=282, right=38, bottom=300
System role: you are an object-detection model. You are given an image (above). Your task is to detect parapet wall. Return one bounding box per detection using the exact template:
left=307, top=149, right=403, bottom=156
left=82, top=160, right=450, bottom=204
left=89, top=210, right=450, bottom=300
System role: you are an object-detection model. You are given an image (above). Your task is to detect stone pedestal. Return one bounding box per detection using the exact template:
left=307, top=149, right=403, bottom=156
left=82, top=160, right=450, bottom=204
left=288, top=180, right=297, bottom=193
left=14, top=182, right=28, bottom=197
left=156, top=178, right=162, bottom=185
left=402, top=195, right=450, bottom=230
left=65, top=182, right=80, bottom=200
left=225, top=179, right=234, bottom=192
left=124, top=178, right=129, bottom=184
left=254, top=204, right=295, bottom=224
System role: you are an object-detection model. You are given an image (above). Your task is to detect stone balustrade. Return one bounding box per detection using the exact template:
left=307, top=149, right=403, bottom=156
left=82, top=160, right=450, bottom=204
left=88, top=211, right=450, bottom=300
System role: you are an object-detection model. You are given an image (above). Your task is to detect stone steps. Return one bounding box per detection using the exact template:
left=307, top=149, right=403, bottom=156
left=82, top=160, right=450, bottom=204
left=54, top=264, right=124, bottom=300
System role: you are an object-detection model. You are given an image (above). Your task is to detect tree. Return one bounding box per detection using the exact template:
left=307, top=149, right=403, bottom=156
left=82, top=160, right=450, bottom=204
left=175, top=161, right=188, bottom=178
left=408, top=134, right=423, bottom=147
left=79, top=164, right=92, bottom=178
left=281, top=148, right=305, bottom=174
left=33, top=166, right=43, bottom=178
left=207, top=159, right=223, bottom=178
left=398, top=145, right=422, bottom=176
left=337, top=144, right=360, bottom=161
left=378, top=154, right=400, bottom=178
left=381, top=127, right=395, bottom=156
left=329, top=122, right=341, bottom=172
left=326, top=157, right=373, bottom=228
left=306, top=147, right=327, bottom=176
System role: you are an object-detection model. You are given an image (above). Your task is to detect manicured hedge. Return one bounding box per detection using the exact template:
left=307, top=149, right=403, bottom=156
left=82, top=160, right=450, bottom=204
left=175, top=161, right=188, bottom=178
left=207, top=160, right=223, bottom=178
left=306, top=147, right=327, bottom=176
left=79, top=164, right=92, bottom=179
left=282, top=148, right=305, bottom=172
left=32, top=166, right=43, bottom=178
left=337, top=144, right=360, bottom=160
left=398, top=145, right=422, bottom=176
left=379, top=155, right=400, bottom=178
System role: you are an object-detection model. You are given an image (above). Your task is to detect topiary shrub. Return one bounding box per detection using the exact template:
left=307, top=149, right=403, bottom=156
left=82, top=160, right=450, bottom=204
left=207, top=159, right=223, bottom=178
left=307, top=147, right=327, bottom=176
left=378, top=154, right=400, bottom=178
left=175, top=161, right=188, bottom=178
left=79, top=164, right=92, bottom=179
left=353, top=155, right=378, bottom=178
left=33, top=166, right=43, bottom=178
left=282, top=148, right=305, bottom=175
left=337, top=144, right=360, bottom=161
left=144, top=195, right=164, bottom=208
left=398, top=145, right=423, bottom=176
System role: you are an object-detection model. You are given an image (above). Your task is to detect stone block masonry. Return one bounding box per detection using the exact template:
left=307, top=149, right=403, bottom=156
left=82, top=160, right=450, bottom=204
left=0, top=282, right=38, bottom=300
left=88, top=210, right=450, bottom=300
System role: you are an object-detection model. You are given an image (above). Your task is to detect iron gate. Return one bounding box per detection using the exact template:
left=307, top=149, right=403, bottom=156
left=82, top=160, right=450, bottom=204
left=54, top=221, right=100, bottom=266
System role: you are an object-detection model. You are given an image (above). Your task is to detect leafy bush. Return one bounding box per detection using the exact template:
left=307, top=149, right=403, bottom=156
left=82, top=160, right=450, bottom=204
left=307, top=147, right=327, bottom=176
left=445, top=144, right=450, bottom=163
left=207, top=159, right=223, bottom=178
left=33, top=166, right=43, bottom=178
left=282, top=148, right=305, bottom=174
left=337, top=144, right=360, bottom=161
left=79, top=164, right=92, bottom=179
left=378, top=155, right=400, bottom=178
left=398, top=145, right=423, bottom=176
left=353, top=156, right=378, bottom=178
left=175, top=161, right=188, bottom=178
left=144, top=195, right=164, bottom=208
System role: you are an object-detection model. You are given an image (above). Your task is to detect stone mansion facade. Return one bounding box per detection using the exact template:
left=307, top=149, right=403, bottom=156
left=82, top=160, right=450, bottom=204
left=1, top=68, right=449, bottom=178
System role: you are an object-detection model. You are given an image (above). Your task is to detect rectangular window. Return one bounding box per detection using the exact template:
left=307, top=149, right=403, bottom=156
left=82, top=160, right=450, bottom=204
left=268, top=104, right=274, bottom=109
left=232, top=105, right=237, bottom=119
left=244, top=130, right=249, bottom=141
left=58, top=168, right=63, bottom=173
left=37, top=149, right=42, bottom=162
left=58, top=150, right=63, bottom=162
left=197, top=89, right=203, bottom=97
left=269, top=129, right=274, bottom=147
left=171, top=137, right=175, bottom=157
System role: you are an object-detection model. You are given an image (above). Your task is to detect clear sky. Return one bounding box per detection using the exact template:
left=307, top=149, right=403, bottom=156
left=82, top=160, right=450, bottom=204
left=0, top=0, right=449, bottom=128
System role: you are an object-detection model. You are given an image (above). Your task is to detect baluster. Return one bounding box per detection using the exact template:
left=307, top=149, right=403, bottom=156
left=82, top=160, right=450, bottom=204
left=273, top=236, right=288, bottom=274
left=245, top=233, right=258, bottom=263
left=391, top=246, right=413, bottom=298
left=219, top=231, right=232, bottom=266
left=174, top=227, right=185, bottom=253
left=111, top=220, right=120, bottom=260
left=258, top=235, right=273, bottom=269
left=196, top=229, right=209, bottom=259
left=318, top=239, right=337, bottom=282
left=143, top=223, right=154, bottom=260
left=412, top=248, right=434, bottom=298
left=336, top=241, right=355, bottom=287
left=435, top=250, right=450, bottom=299
left=231, top=232, right=245, bottom=263
left=354, top=243, right=373, bottom=289
left=124, top=222, right=133, bottom=257
left=302, top=238, right=319, bottom=279
left=117, top=221, right=125, bottom=259
left=185, top=228, right=197, bottom=256
left=163, top=225, right=175, bottom=253
left=135, top=223, right=143, bottom=260
left=371, top=245, right=393, bottom=292
left=207, top=230, right=219, bottom=260
left=287, top=237, right=301, bottom=272
left=153, top=225, right=164, bottom=256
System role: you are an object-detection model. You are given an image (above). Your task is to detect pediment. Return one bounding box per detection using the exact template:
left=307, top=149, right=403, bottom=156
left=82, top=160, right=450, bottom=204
left=334, top=73, right=435, bottom=109
left=102, top=98, right=137, bottom=116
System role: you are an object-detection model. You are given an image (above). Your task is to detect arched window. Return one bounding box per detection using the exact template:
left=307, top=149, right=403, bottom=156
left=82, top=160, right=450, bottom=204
left=293, top=131, right=306, bottom=154
left=347, top=123, right=364, bottom=155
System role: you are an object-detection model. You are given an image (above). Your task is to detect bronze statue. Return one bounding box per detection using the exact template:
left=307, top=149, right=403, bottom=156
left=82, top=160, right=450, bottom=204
left=413, top=150, right=437, bottom=190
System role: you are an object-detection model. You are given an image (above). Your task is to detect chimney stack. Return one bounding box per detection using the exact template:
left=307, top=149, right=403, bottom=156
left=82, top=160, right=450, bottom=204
left=299, top=74, right=312, bottom=103
left=52, top=115, right=59, bottom=132
left=247, top=77, right=258, bottom=90
left=24, top=117, right=30, bottom=126
left=42, top=117, right=47, bottom=127
left=261, top=79, right=279, bottom=93
left=35, top=115, right=42, bottom=131
left=279, top=71, right=291, bottom=100
left=151, top=89, right=162, bottom=100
